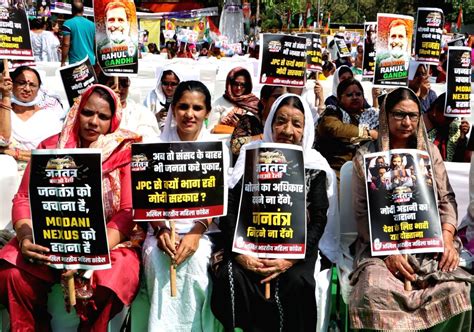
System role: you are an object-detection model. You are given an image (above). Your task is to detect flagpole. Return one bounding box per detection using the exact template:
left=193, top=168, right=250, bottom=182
left=317, top=0, right=321, bottom=28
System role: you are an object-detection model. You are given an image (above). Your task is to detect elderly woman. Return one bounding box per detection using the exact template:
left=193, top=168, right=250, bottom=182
left=0, top=84, right=142, bottom=331
left=212, top=93, right=337, bottom=332
left=208, top=67, right=259, bottom=131
left=0, top=66, right=64, bottom=168
left=142, top=81, right=225, bottom=331
left=316, top=78, right=379, bottom=174
left=144, top=65, right=182, bottom=131
left=349, top=87, right=473, bottom=330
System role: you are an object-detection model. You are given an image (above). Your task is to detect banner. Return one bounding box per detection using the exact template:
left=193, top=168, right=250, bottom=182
left=259, top=33, right=306, bottom=88
left=362, top=22, right=377, bottom=79
left=29, top=149, right=110, bottom=270
left=364, top=149, right=443, bottom=256
left=414, top=8, right=444, bottom=64
left=58, top=56, right=97, bottom=108
left=165, top=17, right=206, bottom=42
left=0, top=0, right=33, bottom=60
left=373, top=14, right=414, bottom=88
left=139, top=19, right=160, bottom=47
left=298, top=33, right=322, bottom=72
left=131, top=142, right=227, bottom=221
left=335, top=38, right=351, bottom=58
left=94, top=0, right=139, bottom=76
left=232, top=143, right=306, bottom=259
left=445, top=46, right=472, bottom=117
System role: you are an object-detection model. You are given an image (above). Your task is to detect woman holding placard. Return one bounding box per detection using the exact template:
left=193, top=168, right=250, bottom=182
left=349, top=87, right=473, bottom=330
left=0, top=84, right=142, bottom=331
left=141, top=80, right=224, bottom=331
left=212, top=94, right=337, bottom=332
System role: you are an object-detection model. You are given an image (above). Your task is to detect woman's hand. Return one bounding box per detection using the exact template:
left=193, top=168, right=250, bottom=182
left=384, top=255, right=416, bottom=281
left=156, top=228, right=177, bottom=258
left=257, top=258, right=297, bottom=283
left=19, top=236, right=51, bottom=265
left=235, top=254, right=264, bottom=273
left=314, top=82, right=324, bottom=105
left=0, top=76, right=13, bottom=98
left=459, top=120, right=470, bottom=139
left=438, top=229, right=459, bottom=272
left=174, top=232, right=201, bottom=265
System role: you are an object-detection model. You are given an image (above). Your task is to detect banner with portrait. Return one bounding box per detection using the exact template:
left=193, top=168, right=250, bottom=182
left=94, top=0, right=139, bottom=76
left=362, top=22, right=377, bottom=79
left=258, top=33, right=307, bottom=88
left=131, top=141, right=227, bottom=221
left=29, top=149, right=110, bottom=270
left=0, top=0, right=33, bottom=60
left=445, top=46, right=472, bottom=117
left=232, top=143, right=306, bottom=259
left=298, top=33, right=322, bottom=72
left=373, top=14, right=414, bottom=88
left=414, top=8, right=444, bottom=64
left=364, top=149, right=443, bottom=256
left=58, top=56, right=97, bottom=108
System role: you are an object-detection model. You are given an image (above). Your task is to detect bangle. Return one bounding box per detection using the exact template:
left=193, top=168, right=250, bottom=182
left=18, top=235, right=33, bottom=250
left=194, top=220, right=209, bottom=232
left=14, top=148, right=19, bottom=160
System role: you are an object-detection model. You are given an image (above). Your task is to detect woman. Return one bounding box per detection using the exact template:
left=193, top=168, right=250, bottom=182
left=143, top=65, right=182, bottom=131
left=212, top=94, right=337, bottom=332
left=208, top=67, right=259, bottom=131
left=142, top=81, right=225, bottom=332
left=230, top=85, right=286, bottom=163
left=43, top=18, right=61, bottom=62
left=0, top=66, right=64, bottom=169
left=0, top=84, right=142, bottom=331
left=349, top=87, right=473, bottom=331
left=316, top=78, right=379, bottom=174
left=29, top=18, right=47, bottom=62
left=325, top=65, right=372, bottom=108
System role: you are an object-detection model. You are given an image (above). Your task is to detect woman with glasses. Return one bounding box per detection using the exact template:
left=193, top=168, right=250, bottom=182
left=0, top=66, right=64, bottom=170
left=408, top=61, right=437, bottom=113
left=315, top=78, right=379, bottom=176
left=144, top=65, right=182, bottom=131
left=349, top=87, right=473, bottom=331
left=99, top=72, right=159, bottom=140
left=208, top=67, right=259, bottom=132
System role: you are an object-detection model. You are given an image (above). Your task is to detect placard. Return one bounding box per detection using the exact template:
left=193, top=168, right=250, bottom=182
left=232, top=143, right=306, bottom=259
left=131, top=141, right=227, bottom=220
left=414, top=8, right=444, bottom=64
left=373, top=14, right=414, bottom=88
left=58, top=56, right=97, bottom=108
left=362, top=22, right=377, bottom=79
left=0, top=0, right=33, bottom=60
left=29, top=149, right=110, bottom=270
left=445, top=46, right=472, bottom=117
left=298, top=33, right=322, bottom=72
left=364, top=149, right=443, bottom=256
left=258, top=33, right=306, bottom=87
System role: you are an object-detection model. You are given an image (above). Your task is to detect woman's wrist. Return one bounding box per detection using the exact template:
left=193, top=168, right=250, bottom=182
left=194, top=219, right=209, bottom=234
left=18, top=234, right=33, bottom=250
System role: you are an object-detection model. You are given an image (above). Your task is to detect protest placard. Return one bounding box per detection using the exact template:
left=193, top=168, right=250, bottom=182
left=298, top=33, right=322, bottom=72
left=335, top=38, right=351, bottom=58
left=445, top=46, right=472, bottom=117
left=0, top=0, right=33, bottom=60
left=373, top=14, right=414, bottom=88
left=94, top=0, right=139, bottom=76
left=414, top=8, right=444, bottom=64
left=131, top=141, right=227, bottom=220
left=232, top=143, right=306, bottom=259
left=362, top=22, right=377, bottom=79
left=259, top=33, right=306, bottom=87
left=58, top=56, right=97, bottom=108
left=364, top=149, right=443, bottom=256
left=29, top=149, right=110, bottom=270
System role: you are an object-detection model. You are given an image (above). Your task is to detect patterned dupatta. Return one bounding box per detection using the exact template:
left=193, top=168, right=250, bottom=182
left=57, top=84, right=141, bottom=220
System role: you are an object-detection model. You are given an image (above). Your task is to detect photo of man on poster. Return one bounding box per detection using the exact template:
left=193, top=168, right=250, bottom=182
left=387, top=19, right=408, bottom=60
left=98, top=1, right=136, bottom=57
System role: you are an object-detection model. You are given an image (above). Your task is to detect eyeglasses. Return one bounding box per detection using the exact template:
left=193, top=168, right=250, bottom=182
left=231, top=81, right=247, bottom=88
left=14, top=80, right=39, bottom=89
left=162, top=81, right=179, bottom=87
left=344, top=92, right=362, bottom=98
left=390, top=111, right=419, bottom=121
